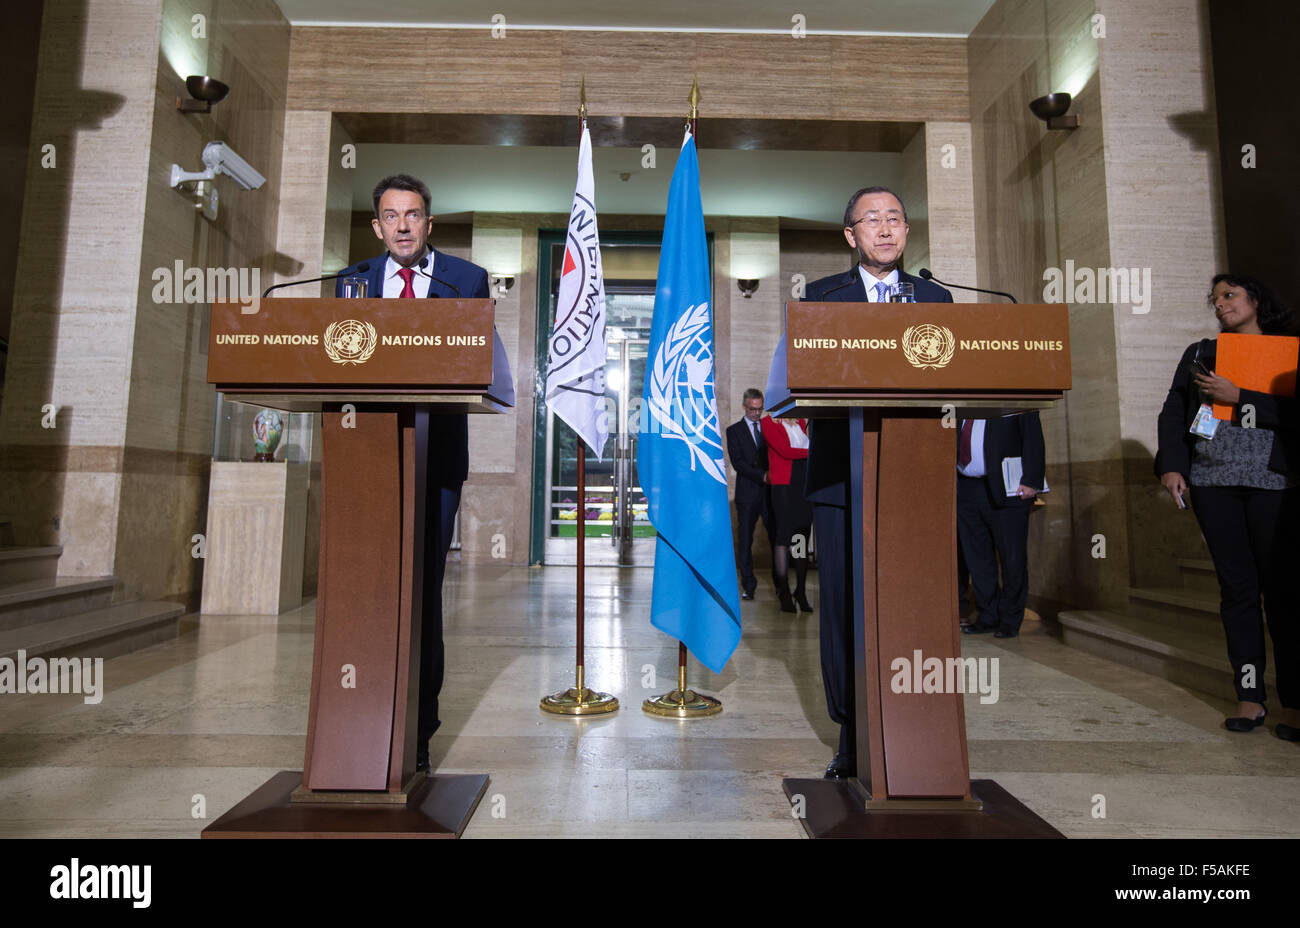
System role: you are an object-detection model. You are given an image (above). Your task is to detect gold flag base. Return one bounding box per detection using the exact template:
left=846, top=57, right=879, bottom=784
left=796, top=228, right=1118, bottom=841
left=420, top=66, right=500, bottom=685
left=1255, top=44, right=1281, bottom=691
left=540, top=687, right=620, bottom=716
left=642, top=688, right=722, bottom=718
left=540, top=665, right=619, bottom=716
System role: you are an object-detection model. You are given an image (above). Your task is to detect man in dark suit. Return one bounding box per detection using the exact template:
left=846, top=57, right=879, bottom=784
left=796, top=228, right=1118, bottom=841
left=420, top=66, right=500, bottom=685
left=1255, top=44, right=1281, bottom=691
left=726, top=387, right=773, bottom=600
left=334, top=173, right=490, bottom=772
left=957, top=413, right=1046, bottom=638
left=803, top=186, right=953, bottom=779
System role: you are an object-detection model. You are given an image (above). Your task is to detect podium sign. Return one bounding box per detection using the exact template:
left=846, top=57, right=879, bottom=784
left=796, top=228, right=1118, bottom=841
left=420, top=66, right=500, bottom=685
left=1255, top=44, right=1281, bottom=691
left=209, top=298, right=494, bottom=390
left=786, top=302, right=1070, bottom=394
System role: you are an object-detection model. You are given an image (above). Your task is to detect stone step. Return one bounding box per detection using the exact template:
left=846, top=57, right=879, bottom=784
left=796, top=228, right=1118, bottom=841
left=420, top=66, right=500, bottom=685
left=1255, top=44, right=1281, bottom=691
left=1059, top=609, right=1274, bottom=701
left=0, top=546, right=61, bottom=585
left=1175, top=557, right=1219, bottom=594
left=1126, top=585, right=1220, bottom=628
left=0, top=576, right=117, bottom=632
left=0, top=600, right=185, bottom=665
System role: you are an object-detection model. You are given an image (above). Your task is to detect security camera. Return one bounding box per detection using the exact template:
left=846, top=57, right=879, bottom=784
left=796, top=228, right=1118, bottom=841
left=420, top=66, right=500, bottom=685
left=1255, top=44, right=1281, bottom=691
left=202, top=142, right=265, bottom=190
left=169, top=141, right=265, bottom=191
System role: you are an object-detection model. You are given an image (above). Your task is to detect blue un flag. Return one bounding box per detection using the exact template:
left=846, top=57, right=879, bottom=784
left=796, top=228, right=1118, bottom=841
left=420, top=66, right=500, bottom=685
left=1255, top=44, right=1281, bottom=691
left=638, top=132, right=741, bottom=673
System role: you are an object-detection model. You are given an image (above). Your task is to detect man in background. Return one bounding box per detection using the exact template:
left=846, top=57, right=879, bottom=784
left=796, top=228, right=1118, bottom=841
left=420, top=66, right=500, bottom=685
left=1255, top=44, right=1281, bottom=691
left=726, top=388, right=773, bottom=601
left=957, top=413, right=1046, bottom=638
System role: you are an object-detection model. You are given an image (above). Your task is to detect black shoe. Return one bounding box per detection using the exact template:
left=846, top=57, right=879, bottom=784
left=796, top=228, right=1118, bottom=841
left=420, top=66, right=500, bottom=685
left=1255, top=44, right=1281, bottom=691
left=994, top=628, right=1019, bottom=639
left=777, top=586, right=796, bottom=613
left=741, top=590, right=754, bottom=600
left=1225, top=707, right=1266, bottom=732
left=962, top=623, right=996, bottom=635
left=794, top=590, right=814, bottom=613
left=1276, top=722, right=1300, bottom=742
left=824, top=751, right=856, bottom=779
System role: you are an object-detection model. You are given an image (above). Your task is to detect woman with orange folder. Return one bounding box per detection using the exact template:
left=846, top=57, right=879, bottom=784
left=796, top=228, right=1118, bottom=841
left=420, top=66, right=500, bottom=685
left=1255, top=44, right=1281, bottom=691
left=761, top=414, right=813, bottom=614
left=1156, top=273, right=1300, bottom=742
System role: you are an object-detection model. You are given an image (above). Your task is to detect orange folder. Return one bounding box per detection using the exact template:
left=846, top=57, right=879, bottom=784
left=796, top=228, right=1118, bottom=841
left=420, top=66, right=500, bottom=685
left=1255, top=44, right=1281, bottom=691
left=1213, top=332, right=1300, bottom=420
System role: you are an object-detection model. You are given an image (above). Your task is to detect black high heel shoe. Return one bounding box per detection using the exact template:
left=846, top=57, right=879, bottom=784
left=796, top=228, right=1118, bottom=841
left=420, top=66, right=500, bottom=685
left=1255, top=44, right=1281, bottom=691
left=1224, top=706, right=1267, bottom=732
left=1275, top=722, right=1300, bottom=742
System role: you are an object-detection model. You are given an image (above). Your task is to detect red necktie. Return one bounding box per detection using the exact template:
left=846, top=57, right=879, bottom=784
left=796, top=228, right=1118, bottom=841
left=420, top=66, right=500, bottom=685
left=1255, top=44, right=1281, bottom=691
left=958, top=420, right=973, bottom=468
left=397, top=267, right=416, bottom=298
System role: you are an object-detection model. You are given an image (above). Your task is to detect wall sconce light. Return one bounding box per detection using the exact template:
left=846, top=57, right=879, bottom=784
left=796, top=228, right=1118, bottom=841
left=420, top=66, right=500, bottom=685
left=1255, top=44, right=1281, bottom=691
left=737, top=279, right=759, bottom=299
left=494, top=275, right=515, bottom=294
left=1029, top=93, right=1080, bottom=130
left=177, top=75, right=230, bottom=113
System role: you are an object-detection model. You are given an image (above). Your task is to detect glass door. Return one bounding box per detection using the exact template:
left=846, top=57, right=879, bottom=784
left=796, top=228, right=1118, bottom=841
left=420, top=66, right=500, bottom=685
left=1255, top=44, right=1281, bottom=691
left=543, top=293, right=655, bottom=567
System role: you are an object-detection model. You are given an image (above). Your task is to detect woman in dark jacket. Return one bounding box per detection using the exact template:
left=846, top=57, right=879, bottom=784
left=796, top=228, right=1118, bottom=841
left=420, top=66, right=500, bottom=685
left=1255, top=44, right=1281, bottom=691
left=1155, top=273, right=1300, bottom=741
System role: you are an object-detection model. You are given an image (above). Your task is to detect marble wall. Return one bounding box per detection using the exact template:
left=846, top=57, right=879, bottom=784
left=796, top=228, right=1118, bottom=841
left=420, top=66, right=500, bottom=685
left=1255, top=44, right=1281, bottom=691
left=0, top=0, right=291, bottom=610
left=969, top=0, right=1226, bottom=612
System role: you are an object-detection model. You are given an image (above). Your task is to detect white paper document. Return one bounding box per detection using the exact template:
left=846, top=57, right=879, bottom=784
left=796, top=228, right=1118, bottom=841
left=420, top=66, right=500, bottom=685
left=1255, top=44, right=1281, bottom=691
left=1002, top=456, right=1048, bottom=496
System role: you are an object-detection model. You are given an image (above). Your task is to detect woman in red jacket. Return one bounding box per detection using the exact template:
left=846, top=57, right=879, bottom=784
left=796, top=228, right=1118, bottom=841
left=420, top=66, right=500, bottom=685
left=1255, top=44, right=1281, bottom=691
left=760, top=414, right=813, bottom=613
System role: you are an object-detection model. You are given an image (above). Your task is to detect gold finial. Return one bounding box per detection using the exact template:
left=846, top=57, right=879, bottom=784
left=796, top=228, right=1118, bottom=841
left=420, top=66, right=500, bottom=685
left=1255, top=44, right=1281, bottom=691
left=579, top=74, right=587, bottom=122
left=688, top=76, right=700, bottom=120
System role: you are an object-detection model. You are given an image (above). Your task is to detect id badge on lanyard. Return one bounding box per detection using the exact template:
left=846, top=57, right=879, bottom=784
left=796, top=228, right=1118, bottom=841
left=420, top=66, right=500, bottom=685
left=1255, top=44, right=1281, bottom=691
left=1188, top=342, right=1219, bottom=439
left=1190, top=403, right=1220, bottom=439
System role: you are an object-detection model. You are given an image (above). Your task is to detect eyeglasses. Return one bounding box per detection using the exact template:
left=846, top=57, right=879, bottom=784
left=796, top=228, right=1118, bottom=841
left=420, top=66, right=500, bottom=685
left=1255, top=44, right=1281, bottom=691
left=379, top=210, right=427, bottom=226
left=850, top=212, right=904, bottom=230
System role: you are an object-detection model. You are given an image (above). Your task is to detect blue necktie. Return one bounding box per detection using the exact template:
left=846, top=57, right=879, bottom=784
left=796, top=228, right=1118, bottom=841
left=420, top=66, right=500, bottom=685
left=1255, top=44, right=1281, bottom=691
left=875, top=281, right=890, bottom=302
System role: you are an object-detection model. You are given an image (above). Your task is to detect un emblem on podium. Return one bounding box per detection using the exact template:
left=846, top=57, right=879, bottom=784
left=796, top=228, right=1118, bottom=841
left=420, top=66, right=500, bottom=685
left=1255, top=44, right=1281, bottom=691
left=901, top=323, right=955, bottom=370
left=324, top=319, right=377, bottom=365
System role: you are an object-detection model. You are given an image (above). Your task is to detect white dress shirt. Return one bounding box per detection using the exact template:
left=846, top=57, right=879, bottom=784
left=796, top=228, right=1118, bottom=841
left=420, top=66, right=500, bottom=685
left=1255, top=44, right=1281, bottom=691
left=381, top=248, right=437, bottom=298
left=858, top=266, right=900, bottom=301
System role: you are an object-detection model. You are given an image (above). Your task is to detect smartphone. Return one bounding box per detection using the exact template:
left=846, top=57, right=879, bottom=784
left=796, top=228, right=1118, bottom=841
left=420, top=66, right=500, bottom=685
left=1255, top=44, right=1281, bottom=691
left=1175, top=490, right=1186, bottom=510
left=1188, top=359, right=1211, bottom=377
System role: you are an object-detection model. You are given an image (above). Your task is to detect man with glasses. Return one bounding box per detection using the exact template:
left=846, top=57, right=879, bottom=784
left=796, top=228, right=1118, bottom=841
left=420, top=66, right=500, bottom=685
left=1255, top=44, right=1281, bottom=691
left=334, top=174, right=494, bottom=773
left=726, top=388, right=775, bottom=601
left=802, top=186, right=952, bottom=780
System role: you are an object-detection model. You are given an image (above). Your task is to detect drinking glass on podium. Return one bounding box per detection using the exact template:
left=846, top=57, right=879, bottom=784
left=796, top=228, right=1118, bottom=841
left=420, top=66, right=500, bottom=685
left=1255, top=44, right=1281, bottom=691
left=889, top=282, right=915, bottom=303
left=341, top=276, right=368, bottom=298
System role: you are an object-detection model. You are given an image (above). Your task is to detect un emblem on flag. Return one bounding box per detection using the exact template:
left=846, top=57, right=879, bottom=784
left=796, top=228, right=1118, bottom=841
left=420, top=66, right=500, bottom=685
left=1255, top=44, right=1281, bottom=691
left=901, top=323, right=955, bottom=369
left=647, top=303, right=726, bottom=484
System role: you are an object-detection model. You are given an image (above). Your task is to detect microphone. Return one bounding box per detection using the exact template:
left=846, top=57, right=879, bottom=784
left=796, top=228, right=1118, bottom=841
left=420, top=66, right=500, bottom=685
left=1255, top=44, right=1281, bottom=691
left=918, top=268, right=1018, bottom=303
left=418, top=256, right=463, bottom=298
left=262, top=262, right=370, bottom=298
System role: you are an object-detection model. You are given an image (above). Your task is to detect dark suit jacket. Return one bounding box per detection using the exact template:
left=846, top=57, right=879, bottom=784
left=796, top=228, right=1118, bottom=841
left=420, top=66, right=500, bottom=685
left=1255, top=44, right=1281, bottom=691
left=1155, top=338, right=1300, bottom=480
left=801, top=267, right=953, bottom=505
left=335, top=250, right=490, bottom=488
left=726, top=417, right=768, bottom=508
left=964, top=413, right=1046, bottom=508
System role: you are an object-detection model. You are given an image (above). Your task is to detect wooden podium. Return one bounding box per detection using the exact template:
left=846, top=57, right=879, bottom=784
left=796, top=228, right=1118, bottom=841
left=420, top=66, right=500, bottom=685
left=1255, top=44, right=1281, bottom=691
left=771, top=301, right=1069, bottom=838
left=200, top=298, right=512, bottom=838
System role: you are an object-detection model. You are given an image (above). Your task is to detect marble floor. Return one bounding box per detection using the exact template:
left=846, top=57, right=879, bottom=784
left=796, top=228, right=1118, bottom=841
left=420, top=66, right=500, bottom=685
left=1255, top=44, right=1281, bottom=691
left=0, top=564, right=1297, bottom=839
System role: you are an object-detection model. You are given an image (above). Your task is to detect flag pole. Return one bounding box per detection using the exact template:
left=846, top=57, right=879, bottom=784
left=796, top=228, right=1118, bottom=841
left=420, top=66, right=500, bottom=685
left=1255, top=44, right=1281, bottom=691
left=541, top=75, right=618, bottom=717
left=643, top=76, right=722, bottom=719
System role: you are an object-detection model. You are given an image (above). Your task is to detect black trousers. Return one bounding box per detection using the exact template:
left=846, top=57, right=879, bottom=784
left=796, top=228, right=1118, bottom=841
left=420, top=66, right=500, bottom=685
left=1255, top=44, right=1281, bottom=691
left=418, top=484, right=462, bottom=748
left=956, top=475, right=1030, bottom=633
left=813, top=500, right=855, bottom=757
left=1190, top=484, right=1300, bottom=708
left=734, top=486, right=773, bottom=594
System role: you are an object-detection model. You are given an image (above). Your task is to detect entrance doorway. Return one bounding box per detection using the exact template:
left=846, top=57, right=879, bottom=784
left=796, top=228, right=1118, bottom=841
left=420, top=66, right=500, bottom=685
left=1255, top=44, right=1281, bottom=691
left=532, top=234, right=660, bottom=566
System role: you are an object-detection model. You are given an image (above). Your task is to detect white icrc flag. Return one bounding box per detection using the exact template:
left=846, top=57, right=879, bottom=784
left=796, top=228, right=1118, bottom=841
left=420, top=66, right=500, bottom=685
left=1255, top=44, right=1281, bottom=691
left=545, top=125, right=610, bottom=458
